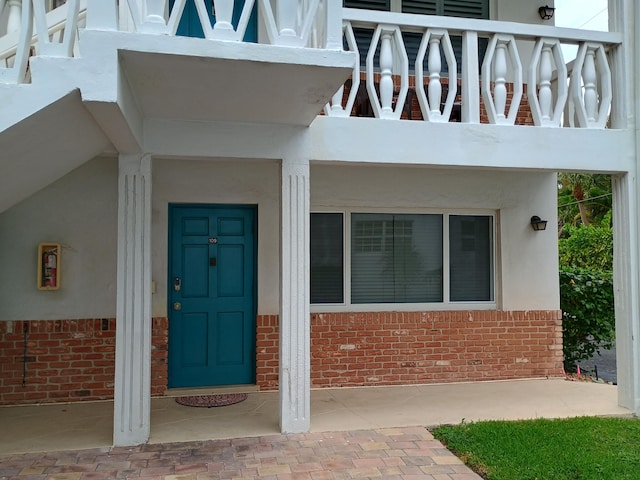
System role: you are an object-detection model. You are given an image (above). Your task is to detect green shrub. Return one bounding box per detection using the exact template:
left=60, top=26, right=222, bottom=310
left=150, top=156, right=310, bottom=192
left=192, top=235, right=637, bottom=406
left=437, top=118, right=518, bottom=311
left=560, top=267, right=615, bottom=371
left=559, top=225, right=613, bottom=272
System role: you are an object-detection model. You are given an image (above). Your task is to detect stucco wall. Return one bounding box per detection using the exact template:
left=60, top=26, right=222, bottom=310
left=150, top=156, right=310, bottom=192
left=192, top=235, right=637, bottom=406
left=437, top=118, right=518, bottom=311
left=151, top=157, right=281, bottom=316
left=0, top=157, right=559, bottom=321
left=310, top=164, right=560, bottom=311
left=0, top=156, right=282, bottom=320
left=0, top=157, right=118, bottom=321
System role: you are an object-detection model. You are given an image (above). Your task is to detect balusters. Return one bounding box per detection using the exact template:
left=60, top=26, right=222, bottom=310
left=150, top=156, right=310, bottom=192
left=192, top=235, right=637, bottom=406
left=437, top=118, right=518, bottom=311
left=538, top=45, right=553, bottom=121
left=570, top=42, right=612, bottom=129
left=213, top=0, right=234, bottom=31
left=427, top=36, right=442, bottom=117
left=145, top=0, right=165, bottom=24
left=365, top=25, right=408, bottom=120
left=32, top=0, right=80, bottom=57
left=528, top=38, right=567, bottom=127
left=0, top=0, right=32, bottom=84
left=415, top=29, right=457, bottom=122
left=582, top=48, right=598, bottom=122
left=481, top=34, right=522, bottom=125
left=379, top=31, right=394, bottom=115
left=324, top=21, right=360, bottom=117
left=259, top=0, right=320, bottom=46
left=6, top=0, right=22, bottom=33
left=277, top=0, right=297, bottom=38
left=329, top=86, right=345, bottom=114
left=493, top=42, right=508, bottom=120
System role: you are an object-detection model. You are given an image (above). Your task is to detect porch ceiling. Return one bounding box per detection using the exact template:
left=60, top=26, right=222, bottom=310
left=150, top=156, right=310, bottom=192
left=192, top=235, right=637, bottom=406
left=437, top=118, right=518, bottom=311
left=119, top=46, right=354, bottom=126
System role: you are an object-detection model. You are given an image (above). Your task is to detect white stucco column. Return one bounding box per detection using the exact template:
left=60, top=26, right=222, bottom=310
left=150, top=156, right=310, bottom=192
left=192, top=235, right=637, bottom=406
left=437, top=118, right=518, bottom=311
left=114, top=154, right=152, bottom=445
left=279, top=155, right=311, bottom=433
left=611, top=0, right=640, bottom=415
left=612, top=175, right=640, bottom=413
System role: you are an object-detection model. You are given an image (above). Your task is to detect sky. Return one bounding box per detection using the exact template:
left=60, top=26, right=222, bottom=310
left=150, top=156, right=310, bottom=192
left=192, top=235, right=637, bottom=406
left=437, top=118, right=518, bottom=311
left=555, top=0, right=608, bottom=31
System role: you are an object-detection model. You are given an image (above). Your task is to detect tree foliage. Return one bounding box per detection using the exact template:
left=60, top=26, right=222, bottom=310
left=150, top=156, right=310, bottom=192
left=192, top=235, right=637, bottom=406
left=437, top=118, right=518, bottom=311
left=557, top=173, right=614, bottom=372
left=557, top=173, right=612, bottom=235
left=560, top=268, right=615, bottom=370
left=558, top=224, right=613, bottom=272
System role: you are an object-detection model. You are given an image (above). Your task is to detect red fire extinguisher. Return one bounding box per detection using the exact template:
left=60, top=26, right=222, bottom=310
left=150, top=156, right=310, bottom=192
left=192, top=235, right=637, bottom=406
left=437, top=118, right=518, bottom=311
left=43, top=249, right=57, bottom=287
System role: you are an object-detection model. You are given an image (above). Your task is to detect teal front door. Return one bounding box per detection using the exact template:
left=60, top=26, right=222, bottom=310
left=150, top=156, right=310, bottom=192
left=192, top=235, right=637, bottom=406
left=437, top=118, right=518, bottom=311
left=168, top=204, right=257, bottom=388
left=170, top=0, right=257, bottom=42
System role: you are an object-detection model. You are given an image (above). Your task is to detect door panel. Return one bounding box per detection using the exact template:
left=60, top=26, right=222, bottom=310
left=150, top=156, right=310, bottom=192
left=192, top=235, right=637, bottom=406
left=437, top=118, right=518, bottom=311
left=169, top=205, right=257, bottom=388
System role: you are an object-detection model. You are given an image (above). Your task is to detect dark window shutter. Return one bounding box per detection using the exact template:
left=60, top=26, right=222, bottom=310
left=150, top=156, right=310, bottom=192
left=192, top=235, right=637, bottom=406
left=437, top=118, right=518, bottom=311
left=344, top=0, right=391, bottom=10
left=402, top=1, right=438, bottom=15
left=442, top=0, right=489, bottom=19
left=345, top=0, right=488, bottom=18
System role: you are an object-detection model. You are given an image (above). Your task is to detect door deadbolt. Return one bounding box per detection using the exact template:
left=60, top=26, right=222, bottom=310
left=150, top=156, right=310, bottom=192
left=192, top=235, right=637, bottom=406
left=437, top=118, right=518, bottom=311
left=173, top=302, right=182, bottom=311
left=174, top=277, right=181, bottom=292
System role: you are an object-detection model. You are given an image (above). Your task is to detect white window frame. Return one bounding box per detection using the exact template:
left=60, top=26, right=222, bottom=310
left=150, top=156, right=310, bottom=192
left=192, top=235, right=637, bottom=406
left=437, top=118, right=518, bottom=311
left=310, top=208, right=498, bottom=312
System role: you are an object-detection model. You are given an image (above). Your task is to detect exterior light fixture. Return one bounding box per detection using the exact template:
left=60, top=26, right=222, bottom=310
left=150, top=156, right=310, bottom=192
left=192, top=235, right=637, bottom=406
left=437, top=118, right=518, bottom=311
left=538, top=5, right=555, bottom=20
left=530, top=216, right=548, bottom=231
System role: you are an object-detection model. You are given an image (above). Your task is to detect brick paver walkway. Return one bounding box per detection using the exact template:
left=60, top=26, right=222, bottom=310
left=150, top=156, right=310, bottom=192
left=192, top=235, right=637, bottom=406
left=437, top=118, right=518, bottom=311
left=0, top=427, right=481, bottom=480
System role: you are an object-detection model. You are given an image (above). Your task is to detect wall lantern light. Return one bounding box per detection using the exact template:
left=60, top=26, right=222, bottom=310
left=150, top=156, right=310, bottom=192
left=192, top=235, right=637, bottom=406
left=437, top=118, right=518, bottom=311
left=530, top=216, right=548, bottom=231
left=538, top=5, right=555, bottom=20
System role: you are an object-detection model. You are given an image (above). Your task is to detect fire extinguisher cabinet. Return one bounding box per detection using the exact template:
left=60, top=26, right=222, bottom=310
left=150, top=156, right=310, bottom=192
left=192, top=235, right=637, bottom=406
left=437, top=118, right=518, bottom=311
left=37, top=243, right=61, bottom=290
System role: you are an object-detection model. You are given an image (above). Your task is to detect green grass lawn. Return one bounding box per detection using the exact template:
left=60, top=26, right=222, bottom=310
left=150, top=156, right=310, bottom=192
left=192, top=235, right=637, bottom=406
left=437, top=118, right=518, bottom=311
left=431, top=417, right=640, bottom=480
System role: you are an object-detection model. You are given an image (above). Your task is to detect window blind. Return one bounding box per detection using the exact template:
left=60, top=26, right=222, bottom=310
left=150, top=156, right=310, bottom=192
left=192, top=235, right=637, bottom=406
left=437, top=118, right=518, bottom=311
left=449, top=215, right=493, bottom=302
left=351, top=214, right=443, bottom=303
left=310, top=213, right=344, bottom=304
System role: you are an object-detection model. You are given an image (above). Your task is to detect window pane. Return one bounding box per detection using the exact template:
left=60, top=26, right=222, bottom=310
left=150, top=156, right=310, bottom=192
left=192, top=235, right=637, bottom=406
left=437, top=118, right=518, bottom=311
left=351, top=214, right=443, bottom=303
left=449, top=215, right=493, bottom=302
left=310, top=213, right=344, bottom=304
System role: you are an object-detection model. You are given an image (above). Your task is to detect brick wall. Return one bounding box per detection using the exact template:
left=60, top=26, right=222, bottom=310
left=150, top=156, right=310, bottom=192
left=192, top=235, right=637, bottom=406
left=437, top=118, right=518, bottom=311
left=256, top=310, right=564, bottom=391
left=1, top=311, right=563, bottom=404
left=0, top=318, right=168, bottom=405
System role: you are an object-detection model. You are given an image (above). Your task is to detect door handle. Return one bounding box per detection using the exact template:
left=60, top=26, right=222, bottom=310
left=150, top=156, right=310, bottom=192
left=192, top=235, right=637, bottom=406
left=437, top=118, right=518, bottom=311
left=173, top=302, right=182, bottom=311
left=174, top=277, right=181, bottom=292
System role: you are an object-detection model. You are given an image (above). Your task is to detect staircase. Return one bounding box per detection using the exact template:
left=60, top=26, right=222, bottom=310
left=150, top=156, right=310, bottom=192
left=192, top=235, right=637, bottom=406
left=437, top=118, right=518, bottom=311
left=0, top=0, right=111, bottom=213
left=0, top=0, right=351, bottom=213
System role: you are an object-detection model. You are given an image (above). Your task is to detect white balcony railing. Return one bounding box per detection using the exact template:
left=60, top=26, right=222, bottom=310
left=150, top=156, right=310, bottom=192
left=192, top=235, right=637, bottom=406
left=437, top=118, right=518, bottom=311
left=0, top=0, right=342, bottom=85
left=0, top=0, right=84, bottom=84
left=0, top=2, right=623, bottom=131
left=326, top=8, right=623, bottom=129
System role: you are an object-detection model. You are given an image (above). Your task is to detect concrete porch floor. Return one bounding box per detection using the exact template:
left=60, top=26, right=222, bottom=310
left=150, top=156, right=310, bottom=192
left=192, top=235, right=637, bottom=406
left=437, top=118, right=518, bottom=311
left=0, top=378, right=632, bottom=456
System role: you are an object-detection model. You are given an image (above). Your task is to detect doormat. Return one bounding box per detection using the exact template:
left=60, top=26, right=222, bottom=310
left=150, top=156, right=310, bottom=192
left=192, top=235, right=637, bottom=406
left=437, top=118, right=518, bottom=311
left=175, top=393, right=248, bottom=408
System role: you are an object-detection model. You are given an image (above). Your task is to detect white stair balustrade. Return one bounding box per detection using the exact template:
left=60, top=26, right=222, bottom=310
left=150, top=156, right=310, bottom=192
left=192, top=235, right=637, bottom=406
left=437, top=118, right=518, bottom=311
left=212, top=0, right=234, bottom=32
left=307, top=0, right=323, bottom=48
left=260, top=0, right=320, bottom=47
left=208, top=0, right=255, bottom=41
left=126, top=0, right=168, bottom=34
left=365, top=24, right=407, bottom=120
left=481, top=34, right=522, bottom=125
left=415, top=29, right=457, bottom=123
left=324, top=21, right=360, bottom=117
left=125, top=0, right=256, bottom=41
left=5, top=0, right=22, bottom=33
left=0, top=0, right=31, bottom=84
left=570, top=42, right=612, bottom=129
left=86, top=1, right=118, bottom=31
left=528, top=38, right=567, bottom=127
left=33, top=0, right=79, bottom=57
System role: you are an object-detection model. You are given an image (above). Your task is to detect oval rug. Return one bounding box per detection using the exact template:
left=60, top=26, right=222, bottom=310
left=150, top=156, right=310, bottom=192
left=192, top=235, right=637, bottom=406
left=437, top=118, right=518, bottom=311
left=175, top=393, right=248, bottom=408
